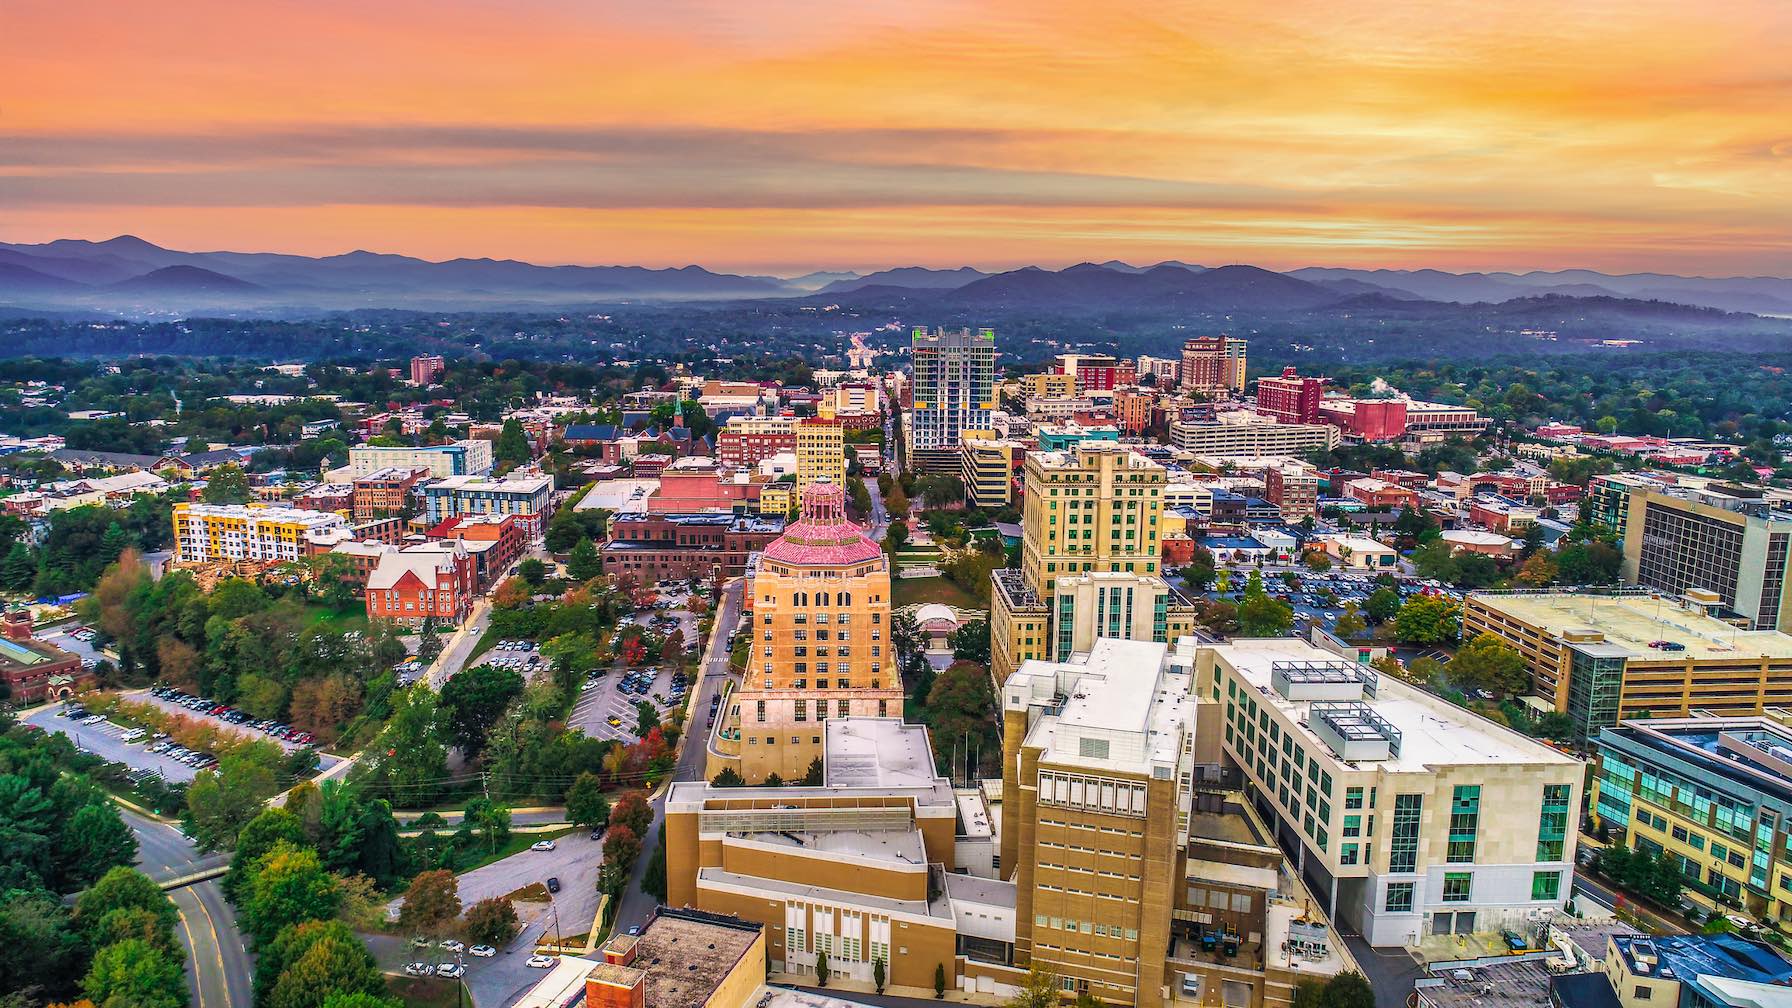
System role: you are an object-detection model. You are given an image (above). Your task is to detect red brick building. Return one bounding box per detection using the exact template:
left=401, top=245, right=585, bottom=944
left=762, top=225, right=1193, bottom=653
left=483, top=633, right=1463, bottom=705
left=716, top=421, right=797, bottom=468
left=1255, top=367, right=1327, bottom=424
left=409, top=355, right=446, bottom=386
left=1319, top=397, right=1409, bottom=441
left=0, top=608, right=89, bottom=703
left=1053, top=353, right=1137, bottom=393
left=426, top=514, right=525, bottom=589
left=365, top=543, right=477, bottom=625
left=352, top=466, right=429, bottom=520
left=600, top=511, right=785, bottom=582
left=1111, top=387, right=1156, bottom=434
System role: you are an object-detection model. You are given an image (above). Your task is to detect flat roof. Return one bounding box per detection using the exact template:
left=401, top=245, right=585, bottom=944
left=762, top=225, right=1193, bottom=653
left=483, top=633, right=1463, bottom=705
left=623, top=910, right=763, bottom=1008
left=742, top=826, right=926, bottom=866
left=1213, top=638, right=1577, bottom=770
left=826, top=719, right=942, bottom=790
left=1471, top=591, right=1792, bottom=661
left=698, top=868, right=953, bottom=921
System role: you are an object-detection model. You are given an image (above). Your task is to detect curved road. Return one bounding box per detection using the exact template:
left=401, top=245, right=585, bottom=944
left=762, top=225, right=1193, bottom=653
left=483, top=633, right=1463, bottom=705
left=120, top=808, right=252, bottom=1008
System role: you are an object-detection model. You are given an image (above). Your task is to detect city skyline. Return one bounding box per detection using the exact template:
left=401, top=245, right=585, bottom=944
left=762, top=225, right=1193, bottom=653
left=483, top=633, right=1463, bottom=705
left=7, top=0, right=1791, bottom=274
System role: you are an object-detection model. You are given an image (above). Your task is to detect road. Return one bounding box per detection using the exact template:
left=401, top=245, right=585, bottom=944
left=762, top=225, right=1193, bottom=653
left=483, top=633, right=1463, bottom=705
left=119, top=807, right=251, bottom=1008
left=610, top=576, right=743, bottom=933
left=864, top=474, right=891, bottom=544
left=1574, top=872, right=1687, bottom=935
left=429, top=597, right=494, bottom=689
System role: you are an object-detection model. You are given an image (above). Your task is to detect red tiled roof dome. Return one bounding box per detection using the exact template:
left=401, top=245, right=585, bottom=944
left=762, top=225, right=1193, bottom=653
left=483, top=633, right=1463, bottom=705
left=760, top=482, right=884, bottom=567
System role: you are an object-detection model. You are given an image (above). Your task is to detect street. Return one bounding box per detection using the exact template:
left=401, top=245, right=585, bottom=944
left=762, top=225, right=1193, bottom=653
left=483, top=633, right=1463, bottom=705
left=609, top=576, right=743, bottom=933
left=119, top=807, right=251, bottom=1008
left=430, top=597, right=494, bottom=689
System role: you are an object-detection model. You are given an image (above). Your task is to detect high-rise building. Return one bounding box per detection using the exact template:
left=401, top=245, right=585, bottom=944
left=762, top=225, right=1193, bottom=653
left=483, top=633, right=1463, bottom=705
left=1111, top=386, right=1156, bottom=434
left=408, top=354, right=446, bottom=386
left=1001, top=638, right=1196, bottom=1006
left=960, top=436, right=1028, bottom=509
left=716, top=415, right=797, bottom=468
left=989, top=442, right=1196, bottom=682
left=1617, top=482, right=1792, bottom=631
left=1255, top=367, right=1326, bottom=424
left=910, top=326, right=996, bottom=473
left=718, top=483, right=904, bottom=782
left=1202, top=638, right=1582, bottom=947
left=794, top=417, right=846, bottom=511
left=1264, top=463, right=1320, bottom=520
left=1179, top=336, right=1247, bottom=394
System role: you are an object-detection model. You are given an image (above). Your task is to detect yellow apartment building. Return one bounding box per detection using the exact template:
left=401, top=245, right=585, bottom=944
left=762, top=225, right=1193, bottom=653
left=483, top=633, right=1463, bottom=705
left=172, top=502, right=348, bottom=565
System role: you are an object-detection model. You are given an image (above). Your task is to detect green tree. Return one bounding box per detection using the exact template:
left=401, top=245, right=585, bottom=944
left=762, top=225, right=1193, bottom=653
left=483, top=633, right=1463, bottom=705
left=439, top=663, right=524, bottom=757
left=635, top=700, right=661, bottom=738
left=949, top=621, right=991, bottom=665
left=322, top=994, right=405, bottom=1008
left=1393, top=594, right=1462, bottom=645
left=268, top=927, right=385, bottom=1008
left=74, top=868, right=179, bottom=942
left=83, top=938, right=187, bottom=1008
left=935, top=963, right=947, bottom=999
left=518, top=557, right=548, bottom=586
left=1333, top=603, right=1367, bottom=640
left=873, top=957, right=886, bottom=994
left=1364, top=587, right=1401, bottom=625
left=1557, top=540, right=1622, bottom=585
left=227, top=808, right=306, bottom=899
left=923, top=661, right=999, bottom=775
left=643, top=834, right=668, bottom=903
left=1006, top=967, right=1062, bottom=1008
left=202, top=464, right=253, bottom=505
left=0, top=889, right=87, bottom=1002
left=185, top=740, right=286, bottom=851
left=815, top=951, right=830, bottom=987
left=494, top=419, right=532, bottom=468
left=60, top=802, right=138, bottom=890
left=565, top=773, right=613, bottom=829
left=1317, top=972, right=1375, bottom=1008
left=709, top=768, right=746, bottom=787
left=566, top=538, right=602, bottom=582
left=1449, top=634, right=1531, bottom=696
left=462, top=799, right=511, bottom=854
left=364, top=687, right=449, bottom=806
left=1, top=541, right=36, bottom=591
left=1237, top=572, right=1294, bottom=637
left=241, top=843, right=341, bottom=948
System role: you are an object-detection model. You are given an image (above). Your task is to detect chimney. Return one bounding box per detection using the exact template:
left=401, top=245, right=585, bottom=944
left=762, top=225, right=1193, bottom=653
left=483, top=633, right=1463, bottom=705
left=585, top=964, right=646, bottom=1008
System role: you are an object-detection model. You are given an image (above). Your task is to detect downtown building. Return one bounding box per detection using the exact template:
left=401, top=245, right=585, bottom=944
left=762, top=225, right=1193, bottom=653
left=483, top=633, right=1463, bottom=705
left=989, top=441, right=1197, bottom=683
left=173, top=502, right=349, bottom=564
left=347, top=439, right=493, bottom=479
left=419, top=472, right=555, bottom=537
left=1168, top=414, right=1340, bottom=458
left=910, top=326, right=996, bottom=475
left=712, top=483, right=905, bottom=782
left=1179, top=336, right=1247, bottom=394
left=1616, top=481, right=1792, bottom=632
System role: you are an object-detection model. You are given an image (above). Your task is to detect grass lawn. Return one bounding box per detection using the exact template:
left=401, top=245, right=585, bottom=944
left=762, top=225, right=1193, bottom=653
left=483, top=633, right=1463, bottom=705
left=307, top=603, right=370, bottom=632
left=412, top=825, right=576, bottom=876
left=385, top=975, right=464, bottom=1008
left=893, top=576, right=981, bottom=611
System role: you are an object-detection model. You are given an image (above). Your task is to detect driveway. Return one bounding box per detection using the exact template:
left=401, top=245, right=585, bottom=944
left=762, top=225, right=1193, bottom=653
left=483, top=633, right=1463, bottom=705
left=385, top=831, right=606, bottom=949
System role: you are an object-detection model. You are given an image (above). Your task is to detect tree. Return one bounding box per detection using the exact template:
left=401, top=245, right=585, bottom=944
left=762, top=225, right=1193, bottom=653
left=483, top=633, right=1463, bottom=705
left=494, top=418, right=533, bottom=468
left=1449, top=634, right=1531, bottom=696
left=0, top=891, right=87, bottom=1003
left=268, top=927, right=385, bottom=1008
left=815, top=951, right=830, bottom=987
left=643, top=834, right=668, bottom=903
left=1332, top=603, right=1367, bottom=640
left=367, top=687, right=449, bottom=806
left=1516, top=553, right=1558, bottom=587
left=493, top=576, right=531, bottom=608
left=60, top=803, right=138, bottom=890
left=82, top=939, right=186, bottom=1008
left=800, top=757, right=825, bottom=787
left=398, top=870, right=462, bottom=937
left=1006, top=967, right=1062, bottom=1008
left=241, top=843, right=341, bottom=948
left=1237, top=572, right=1294, bottom=637
left=924, top=661, right=999, bottom=775
left=439, top=663, right=524, bottom=757
left=462, top=799, right=511, bottom=853
left=882, top=521, right=908, bottom=555
left=186, top=740, right=286, bottom=850
left=566, top=538, right=601, bottom=582
left=603, top=825, right=642, bottom=869
left=710, top=768, right=745, bottom=787
left=1364, top=587, right=1401, bottom=625
left=1317, top=972, right=1375, bottom=1008
left=1393, top=594, right=1461, bottom=645
left=74, top=868, right=179, bottom=942
left=227, top=808, right=306, bottom=899
left=873, top=957, right=886, bottom=994
left=935, top=963, right=947, bottom=999
left=1557, top=540, right=1622, bottom=585
left=885, top=484, right=909, bottom=519
left=610, top=792, right=653, bottom=838
left=322, top=995, right=404, bottom=1008
left=565, top=773, right=613, bottom=829
left=949, top=621, right=990, bottom=665
left=462, top=897, right=520, bottom=945
left=202, top=464, right=253, bottom=505
left=518, top=557, right=548, bottom=587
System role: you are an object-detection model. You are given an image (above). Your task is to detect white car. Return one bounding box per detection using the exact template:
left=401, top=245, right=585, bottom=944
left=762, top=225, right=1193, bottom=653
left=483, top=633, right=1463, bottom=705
left=436, top=964, right=466, bottom=979
left=530, top=839, right=557, bottom=852
left=403, top=963, right=434, bottom=977
left=526, top=955, right=555, bottom=968
left=440, top=940, right=465, bottom=953
left=469, top=945, right=496, bottom=958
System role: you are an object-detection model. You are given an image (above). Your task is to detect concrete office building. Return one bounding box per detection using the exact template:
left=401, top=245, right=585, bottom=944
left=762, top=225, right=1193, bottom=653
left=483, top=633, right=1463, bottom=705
left=1464, top=588, right=1792, bottom=743
left=1169, top=417, right=1340, bottom=457
left=1201, top=638, right=1582, bottom=947
left=1593, top=714, right=1792, bottom=920
left=794, top=417, right=846, bottom=511
left=961, top=436, right=1028, bottom=510
left=716, top=483, right=904, bottom=782
left=989, top=442, right=1197, bottom=683
left=1618, top=482, right=1792, bottom=632
left=348, top=439, right=493, bottom=478
left=910, top=326, right=996, bottom=474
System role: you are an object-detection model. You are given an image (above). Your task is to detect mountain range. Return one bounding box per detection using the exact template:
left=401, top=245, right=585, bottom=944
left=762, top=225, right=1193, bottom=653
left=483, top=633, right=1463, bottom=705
left=3, top=235, right=1792, bottom=320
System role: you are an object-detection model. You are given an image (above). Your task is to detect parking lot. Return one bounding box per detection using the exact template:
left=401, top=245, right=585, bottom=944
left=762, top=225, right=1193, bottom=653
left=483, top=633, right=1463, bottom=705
left=23, top=705, right=207, bottom=782
left=1189, top=564, right=1466, bottom=635
left=472, top=639, right=550, bottom=684
left=569, top=663, right=685, bottom=743
left=135, top=689, right=323, bottom=753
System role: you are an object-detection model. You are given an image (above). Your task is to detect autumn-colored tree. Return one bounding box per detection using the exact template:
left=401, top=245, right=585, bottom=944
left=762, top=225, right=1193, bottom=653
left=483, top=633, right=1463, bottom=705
left=397, top=869, right=461, bottom=936
left=1516, top=553, right=1558, bottom=587
left=155, top=637, right=202, bottom=692
left=89, top=550, right=148, bottom=642
left=462, top=897, right=520, bottom=945
left=603, top=825, right=642, bottom=867
left=288, top=674, right=363, bottom=745
left=609, top=792, right=653, bottom=838
left=620, top=636, right=648, bottom=667
left=493, top=575, right=530, bottom=609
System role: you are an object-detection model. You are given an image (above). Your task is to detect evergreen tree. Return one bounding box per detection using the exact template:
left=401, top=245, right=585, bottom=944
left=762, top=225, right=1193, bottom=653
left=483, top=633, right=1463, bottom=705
left=566, top=538, right=602, bottom=582
left=494, top=419, right=532, bottom=467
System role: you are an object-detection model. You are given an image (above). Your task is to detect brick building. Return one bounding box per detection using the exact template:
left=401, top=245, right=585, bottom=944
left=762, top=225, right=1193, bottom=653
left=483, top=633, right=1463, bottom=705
left=601, top=512, right=786, bottom=582
left=352, top=466, right=429, bottom=520
left=1255, top=367, right=1326, bottom=424
left=0, top=608, right=89, bottom=704
left=365, top=542, right=477, bottom=625
left=426, top=514, right=525, bottom=589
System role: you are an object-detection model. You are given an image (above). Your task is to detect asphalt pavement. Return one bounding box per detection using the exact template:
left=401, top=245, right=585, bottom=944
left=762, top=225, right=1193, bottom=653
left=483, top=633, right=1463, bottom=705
left=610, top=576, right=742, bottom=933
left=118, top=806, right=251, bottom=1008
left=27, top=706, right=204, bottom=782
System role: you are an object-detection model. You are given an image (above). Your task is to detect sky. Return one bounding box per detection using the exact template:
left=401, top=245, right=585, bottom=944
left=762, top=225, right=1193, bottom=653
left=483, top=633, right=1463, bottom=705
left=5, top=0, right=1791, bottom=275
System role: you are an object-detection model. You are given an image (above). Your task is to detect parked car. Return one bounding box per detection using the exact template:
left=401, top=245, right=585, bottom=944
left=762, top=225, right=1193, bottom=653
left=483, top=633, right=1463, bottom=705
left=404, top=963, right=434, bottom=977
left=1500, top=929, right=1528, bottom=951
left=436, top=964, right=465, bottom=979
left=440, top=940, right=465, bottom=954
left=530, top=839, right=557, bottom=852
left=469, top=945, right=496, bottom=958
left=546, top=877, right=561, bottom=893
left=526, top=956, right=554, bottom=968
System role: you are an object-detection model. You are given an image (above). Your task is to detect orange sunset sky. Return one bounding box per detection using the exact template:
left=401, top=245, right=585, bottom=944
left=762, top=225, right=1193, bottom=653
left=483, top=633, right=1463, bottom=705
left=5, top=0, right=1790, bottom=275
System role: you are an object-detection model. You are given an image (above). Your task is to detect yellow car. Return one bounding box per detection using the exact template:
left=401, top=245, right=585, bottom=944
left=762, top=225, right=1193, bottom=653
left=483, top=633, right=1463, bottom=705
left=606, top=715, right=623, bottom=728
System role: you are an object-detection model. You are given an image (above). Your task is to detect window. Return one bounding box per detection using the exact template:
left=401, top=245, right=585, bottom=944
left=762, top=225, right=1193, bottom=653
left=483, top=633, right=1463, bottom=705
left=1391, top=795, right=1422, bottom=873
left=1531, top=871, right=1561, bottom=901
left=1538, top=784, right=1571, bottom=862
left=1442, top=873, right=1472, bottom=902
left=1385, top=882, right=1414, bottom=912
left=1448, top=786, right=1480, bottom=863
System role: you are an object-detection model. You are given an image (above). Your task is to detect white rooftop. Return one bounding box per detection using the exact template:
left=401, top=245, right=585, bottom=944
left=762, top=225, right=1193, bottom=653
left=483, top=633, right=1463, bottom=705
left=1212, top=638, right=1577, bottom=771
left=825, top=719, right=942, bottom=790
left=1009, top=637, right=1197, bottom=774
